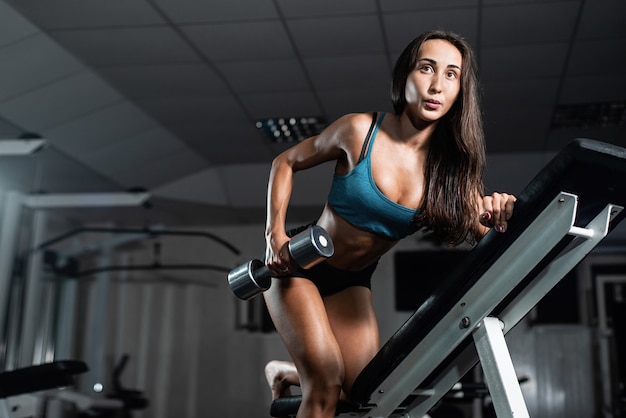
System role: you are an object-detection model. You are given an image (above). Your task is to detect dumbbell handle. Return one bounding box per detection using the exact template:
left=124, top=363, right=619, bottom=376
left=228, top=225, right=334, bottom=300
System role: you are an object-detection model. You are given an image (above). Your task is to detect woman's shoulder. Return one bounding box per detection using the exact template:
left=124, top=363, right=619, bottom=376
left=331, top=112, right=384, bottom=142
left=339, top=111, right=379, bottom=127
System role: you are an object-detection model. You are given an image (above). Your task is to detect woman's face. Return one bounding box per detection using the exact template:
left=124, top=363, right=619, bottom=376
left=404, top=39, right=462, bottom=125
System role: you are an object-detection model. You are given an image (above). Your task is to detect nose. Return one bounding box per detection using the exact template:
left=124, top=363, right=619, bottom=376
left=429, top=74, right=442, bottom=94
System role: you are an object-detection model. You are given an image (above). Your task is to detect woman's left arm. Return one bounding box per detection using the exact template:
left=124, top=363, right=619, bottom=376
left=479, top=192, right=517, bottom=234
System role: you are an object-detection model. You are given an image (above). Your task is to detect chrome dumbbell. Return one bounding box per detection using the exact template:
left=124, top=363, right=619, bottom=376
left=227, top=226, right=334, bottom=300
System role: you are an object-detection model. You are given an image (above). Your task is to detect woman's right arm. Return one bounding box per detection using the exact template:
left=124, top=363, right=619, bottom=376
left=264, top=113, right=369, bottom=274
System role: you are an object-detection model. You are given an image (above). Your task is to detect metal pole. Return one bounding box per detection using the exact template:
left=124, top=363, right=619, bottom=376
left=20, top=210, right=48, bottom=366
left=473, top=317, right=529, bottom=418
left=55, top=274, right=78, bottom=361
left=0, top=191, right=24, bottom=371
left=83, top=246, right=113, bottom=395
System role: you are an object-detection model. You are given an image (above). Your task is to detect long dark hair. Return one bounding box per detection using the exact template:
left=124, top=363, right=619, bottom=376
left=391, top=30, right=486, bottom=245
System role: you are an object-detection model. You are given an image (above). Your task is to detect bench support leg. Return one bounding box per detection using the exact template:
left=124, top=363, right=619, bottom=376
left=473, top=317, right=529, bottom=418
left=0, top=398, right=12, bottom=418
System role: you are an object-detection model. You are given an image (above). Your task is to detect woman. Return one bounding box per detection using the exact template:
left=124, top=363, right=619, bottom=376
left=263, top=29, right=516, bottom=418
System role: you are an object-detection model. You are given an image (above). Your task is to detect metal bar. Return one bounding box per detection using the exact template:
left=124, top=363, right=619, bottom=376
left=569, top=225, right=595, bottom=239
left=83, top=248, right=113, bottom=395
left=473, top=317, right=529, bottom=418
left=0, top=191, right=24, bottom=371
left=594, top=274, right=626, bottom=418
left=498, top=203, right=622, bottom=334
left=23, top=192, right=150, bottom=209
left=55, top=277, right=78, bottom=360
left=0, top=398, right=12, bottom=418
left=37, top=226, right=240, bottom=256
left=77, top=263, right=231, bottom=277
left=114, top=253, right=130, bottom=365
left=0, top=139, right=46, bottom=155
left=19, top=210, right=48, bottom=367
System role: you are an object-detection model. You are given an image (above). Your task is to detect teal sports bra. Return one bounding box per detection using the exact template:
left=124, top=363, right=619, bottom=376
left=327, top=112, right=420, bottom=240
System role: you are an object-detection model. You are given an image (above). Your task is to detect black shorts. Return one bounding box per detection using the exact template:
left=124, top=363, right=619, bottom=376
left=287, top=224, right=378, bottom=297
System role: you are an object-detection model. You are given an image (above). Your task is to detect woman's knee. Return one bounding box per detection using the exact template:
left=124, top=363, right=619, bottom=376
left=299, top=348, right=345, bottom=394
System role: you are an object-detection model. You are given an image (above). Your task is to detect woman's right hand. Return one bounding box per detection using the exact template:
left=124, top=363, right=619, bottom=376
left=265, top=231, right=292, bottom=276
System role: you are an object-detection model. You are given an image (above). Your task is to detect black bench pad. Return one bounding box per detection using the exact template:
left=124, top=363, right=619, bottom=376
left=0, top=360, right=88, bottom=398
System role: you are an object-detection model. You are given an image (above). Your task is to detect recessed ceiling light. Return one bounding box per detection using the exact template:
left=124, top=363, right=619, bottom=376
left=551, top=101, right=626, bottom=129
left=256, top=116, right=327, bottom=143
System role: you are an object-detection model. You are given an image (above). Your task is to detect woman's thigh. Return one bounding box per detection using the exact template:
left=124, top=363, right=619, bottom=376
left=323, top=286, right=380, bottom=395
left=263, top=277, right=344, bottom=385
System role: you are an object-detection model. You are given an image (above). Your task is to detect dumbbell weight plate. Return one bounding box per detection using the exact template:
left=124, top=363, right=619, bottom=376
left=288, top=225, right=334, bottom=269
left=227, top=259, right=272, bottom=300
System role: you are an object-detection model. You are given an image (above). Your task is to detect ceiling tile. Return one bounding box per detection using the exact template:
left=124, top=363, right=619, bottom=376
left=0, top=1, right=39, bottom=47
left=30, top=147, right=120, bottom=193
left=482, top=0, right=564, bottom=4
left=317, top=87, right=392, bottom=122
left=0, top=34, right=83, bottom=101
left=4, top=0, right=165, bottom=29
left=153, top=167, right=230, bottom=206
left=305, top=54, right=390, bottom=90
left=383, top=9, right=479, bottom=55
left=49, top=26, right=202, bottom=67
left=559, top=75, right=626, bottom=103
left=170, top=120, right=258, bottom=145
left=181, top=21, right=295, bottom=62
left=381, top=0, right=479, bottom=11
left=483, top=105, right=554, bottom=153
left=577, top=0, right=626, bottom=40
left=276, top=0, right=376, bottom=17
left=0, top=153, right=44, bottom=191
left=0, top=116, right=20, bottom=137
left=154, top=0, right=279, bottom=23
left=240, top=91, right=321, bottom=120
left=43, top=101, right=158, bottom=156
left=485, top=152, right=554, bottom=196
left=566, top=38, right=626, bottom=77
left=110, top=148, right=208, bottom=189
left=80, top=128, right=188, bottom=173
left=220, top=163, right=333, bottom=208
left=219, top=164, right=272, bottom=208
left=287, top=16, right=385, bottom=57
left=172, top=123, right=274, bottom=165
left=483, top=78, right=561, bottom=109
left=481, top=2, right=579, bottom=47
left=0, top=71, right=123, bottom=131
left=216, top=59, right=310, bottom=94
left=545, top=126, right=626, bottom=151
left=99, top=63, right=230, bottom=99
left=480, top=43, right=569, bottom=81
left=136, top=95, right=250, bottom=126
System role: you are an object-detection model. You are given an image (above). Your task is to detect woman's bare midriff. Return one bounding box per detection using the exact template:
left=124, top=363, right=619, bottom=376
left=315, top=204, right=398, bottom=271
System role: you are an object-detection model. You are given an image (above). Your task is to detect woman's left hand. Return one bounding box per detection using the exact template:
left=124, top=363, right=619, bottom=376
left=480, top=192, right=516, bottom=233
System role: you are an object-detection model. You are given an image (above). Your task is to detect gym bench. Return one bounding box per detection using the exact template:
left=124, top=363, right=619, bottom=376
left=270, top=138, right=626, bottom=418
left=0, top=360, right=88, bottom=416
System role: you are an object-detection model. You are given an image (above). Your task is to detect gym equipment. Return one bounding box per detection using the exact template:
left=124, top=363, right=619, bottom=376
left=268, top=138, right=626, bottom=418
left=107, top=354, right=148, bottom=417
left=228, top=225, right=334, bottom=300
left=36, top=226, right=240, bottom=256
left=0, top=360, right=88, bottom=417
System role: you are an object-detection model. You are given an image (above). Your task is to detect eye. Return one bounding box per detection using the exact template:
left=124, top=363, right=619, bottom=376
left=446, top=70, right=459, bottom=79
left=419, top=64, right=434, bottom=73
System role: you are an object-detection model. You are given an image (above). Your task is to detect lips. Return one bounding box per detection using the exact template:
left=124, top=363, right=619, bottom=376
left=424, top=99, right=441, bottom=110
